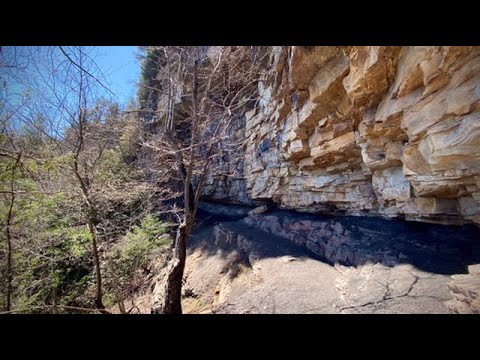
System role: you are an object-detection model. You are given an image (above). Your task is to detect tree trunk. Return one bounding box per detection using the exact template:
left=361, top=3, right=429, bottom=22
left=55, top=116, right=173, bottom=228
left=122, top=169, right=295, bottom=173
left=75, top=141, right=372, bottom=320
left=5, top=156, right=20, bottom=312
left=6, top=219, right=12, bottom=312
left=188, top=183, right=194, bottom=212
left=87, top=218, right=104, bottom=310
left=52, top=285, right=58, bottom=314
left=152, top=223, right=187, bottom=314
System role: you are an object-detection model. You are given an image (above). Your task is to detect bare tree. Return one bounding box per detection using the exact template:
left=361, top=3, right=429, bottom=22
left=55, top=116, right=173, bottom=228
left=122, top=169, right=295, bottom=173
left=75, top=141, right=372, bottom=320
left=1, top=46, right=119, bottom=310
left=0, top=63, right=29, bottom=311
left=1, top=46, right=177, bottom=313
left=2, top=154, right=20, bottom=311
left=139, top=46, right=269, bottom=313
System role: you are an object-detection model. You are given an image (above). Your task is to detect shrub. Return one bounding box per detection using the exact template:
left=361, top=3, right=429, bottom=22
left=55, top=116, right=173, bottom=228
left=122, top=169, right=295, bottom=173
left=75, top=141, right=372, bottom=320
left=106, top=214, right=172, bottom=300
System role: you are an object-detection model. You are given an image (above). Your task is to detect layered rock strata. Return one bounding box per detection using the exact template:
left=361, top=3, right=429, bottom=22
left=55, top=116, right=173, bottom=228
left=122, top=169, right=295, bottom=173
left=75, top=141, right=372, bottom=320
left=204, top=46, right=480, bottom=225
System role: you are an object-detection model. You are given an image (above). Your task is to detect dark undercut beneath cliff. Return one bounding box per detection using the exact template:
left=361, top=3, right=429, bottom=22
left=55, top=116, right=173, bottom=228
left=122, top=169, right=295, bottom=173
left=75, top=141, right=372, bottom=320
left=183, top=201, right=480, bottom=314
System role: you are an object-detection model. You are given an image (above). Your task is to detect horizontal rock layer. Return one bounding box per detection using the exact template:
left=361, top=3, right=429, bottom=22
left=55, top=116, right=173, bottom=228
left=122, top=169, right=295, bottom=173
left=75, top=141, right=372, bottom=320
left=204, top=46, right=480, bottom=225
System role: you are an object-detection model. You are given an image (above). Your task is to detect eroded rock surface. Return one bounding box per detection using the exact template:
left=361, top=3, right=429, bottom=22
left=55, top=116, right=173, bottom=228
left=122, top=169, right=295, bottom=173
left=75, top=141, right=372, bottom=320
left=445, top=264, right=480, bottom=314
left=203, top=46, right=480, bottom=226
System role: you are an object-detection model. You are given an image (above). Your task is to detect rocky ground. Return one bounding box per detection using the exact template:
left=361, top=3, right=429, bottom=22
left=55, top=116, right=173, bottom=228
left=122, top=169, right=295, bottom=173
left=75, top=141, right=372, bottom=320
left=178, top=205, right=480, bottom=314
left=445, top=264, right=480, bottom=314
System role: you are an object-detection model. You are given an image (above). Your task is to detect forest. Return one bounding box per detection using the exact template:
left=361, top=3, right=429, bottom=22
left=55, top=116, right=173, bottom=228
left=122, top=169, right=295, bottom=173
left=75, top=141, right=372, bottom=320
left=0, top=46, right=266, bottom=313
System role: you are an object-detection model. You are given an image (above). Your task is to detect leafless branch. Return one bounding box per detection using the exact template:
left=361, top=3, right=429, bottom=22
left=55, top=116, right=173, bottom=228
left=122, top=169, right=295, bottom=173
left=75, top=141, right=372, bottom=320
left=58, top=46, right=116, bottom=97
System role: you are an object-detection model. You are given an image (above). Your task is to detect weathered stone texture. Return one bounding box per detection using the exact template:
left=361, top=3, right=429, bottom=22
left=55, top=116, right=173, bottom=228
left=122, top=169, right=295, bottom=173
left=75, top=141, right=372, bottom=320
left=204, top=46, right=480, bottom=225
left=445, top=266, right=480, bottom=314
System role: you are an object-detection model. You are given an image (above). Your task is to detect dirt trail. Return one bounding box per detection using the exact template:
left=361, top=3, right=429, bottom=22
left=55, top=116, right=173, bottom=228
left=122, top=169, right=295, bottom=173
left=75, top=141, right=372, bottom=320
left=181, top=217, right=463, bottom=314
left=123, top=204, right=478, bottom=314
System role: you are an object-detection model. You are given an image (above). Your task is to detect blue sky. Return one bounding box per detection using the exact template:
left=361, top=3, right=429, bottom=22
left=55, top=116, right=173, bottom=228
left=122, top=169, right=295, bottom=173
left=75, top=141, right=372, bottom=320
left=1, top=46, right=141, bottom=128
left=94, top=46, right=141, bottom=105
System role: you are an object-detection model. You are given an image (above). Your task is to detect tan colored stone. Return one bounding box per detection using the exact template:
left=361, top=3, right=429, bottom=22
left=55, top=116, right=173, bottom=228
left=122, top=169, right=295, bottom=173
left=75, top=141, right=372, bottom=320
left=204, top=46, right=480, bottom=225
left=310, top=131, right=356, bottom=164
left=288, top=139, right=310, bottom=161
left=361, top=139, right=403, bottom=170
left=401, top=55, right=480, bottom=141
left=343, top=46, right=400, bottom=107
left=289, top=46, right=339, bottom=89
left=418, top=113, right=480, bottom=172
left=402, top=144, right=431, bottom=175
left=296, top=100, right=323, bottom=132
left=309, top=53, right=350, bottom=110
left=390, top=46, right=431, bottom=98
left=372, top=167, right=411, bottom=202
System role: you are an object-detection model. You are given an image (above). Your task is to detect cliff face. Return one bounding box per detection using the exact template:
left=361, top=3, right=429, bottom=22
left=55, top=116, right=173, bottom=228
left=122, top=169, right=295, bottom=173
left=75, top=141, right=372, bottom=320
left=203, top=46, right=480, bottom=225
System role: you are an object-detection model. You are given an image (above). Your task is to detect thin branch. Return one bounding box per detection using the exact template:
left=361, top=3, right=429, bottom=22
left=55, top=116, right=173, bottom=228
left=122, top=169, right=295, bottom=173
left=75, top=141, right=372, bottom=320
left=58, top=46, right=116, bottom=97
left=0, top=305, right=112, bottom=314
left=0, top=190, right=26, bottom=194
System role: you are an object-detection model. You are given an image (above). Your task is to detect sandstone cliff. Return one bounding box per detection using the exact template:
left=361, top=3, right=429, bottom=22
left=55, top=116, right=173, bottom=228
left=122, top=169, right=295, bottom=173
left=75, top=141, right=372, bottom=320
left=202, top=46, right=480, bottom=225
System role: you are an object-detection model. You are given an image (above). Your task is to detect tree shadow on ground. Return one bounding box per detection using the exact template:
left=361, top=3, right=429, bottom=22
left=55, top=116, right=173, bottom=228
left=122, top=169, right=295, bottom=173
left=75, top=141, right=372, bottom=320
left=191, top=207, right=480, bottom=276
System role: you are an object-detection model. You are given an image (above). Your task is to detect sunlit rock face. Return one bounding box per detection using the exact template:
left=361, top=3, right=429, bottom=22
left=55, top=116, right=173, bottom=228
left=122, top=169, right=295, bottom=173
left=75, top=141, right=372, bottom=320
left=203, top=46, right=480, bottom=226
